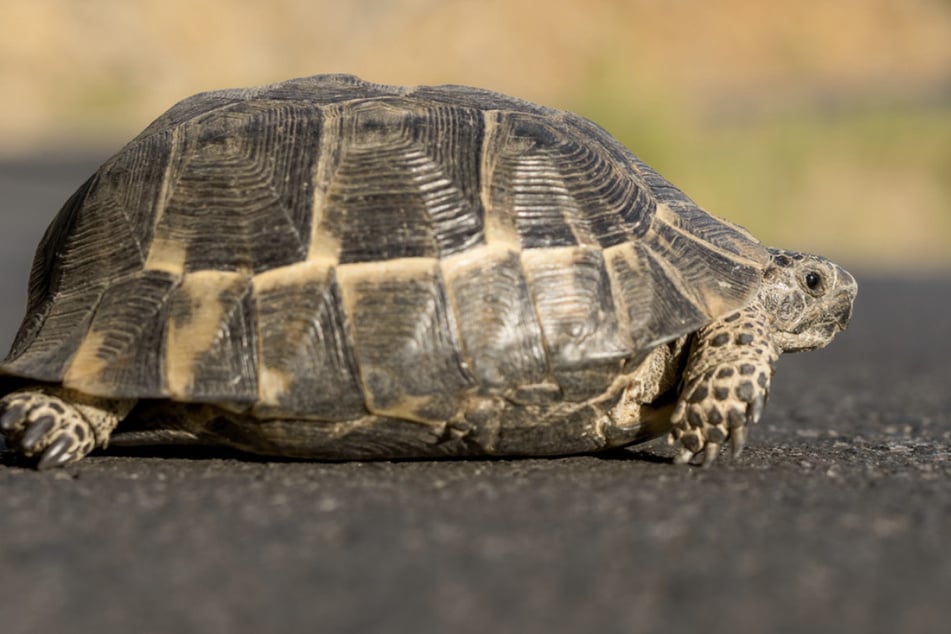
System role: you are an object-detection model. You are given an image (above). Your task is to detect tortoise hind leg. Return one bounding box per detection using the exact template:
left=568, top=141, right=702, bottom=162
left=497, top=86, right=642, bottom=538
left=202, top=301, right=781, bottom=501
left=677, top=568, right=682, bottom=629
left=0, top=386, right=135, bottom=468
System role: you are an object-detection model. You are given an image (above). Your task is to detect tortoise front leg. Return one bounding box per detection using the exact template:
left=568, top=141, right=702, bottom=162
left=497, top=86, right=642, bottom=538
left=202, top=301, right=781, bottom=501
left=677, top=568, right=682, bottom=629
left=669, top=306, right=780, bottom=466
left=0, top=387, right=135, bottom=468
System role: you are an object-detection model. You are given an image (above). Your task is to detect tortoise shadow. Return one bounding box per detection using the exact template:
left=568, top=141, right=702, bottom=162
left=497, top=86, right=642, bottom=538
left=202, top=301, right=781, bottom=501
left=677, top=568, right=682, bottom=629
left=101, top=444, right=675, bottom=465
left=588, top=447, right=673, bottom=464
left=106, top=444, right=674, bottom=464
left=1, top=440, right=674, bottom=469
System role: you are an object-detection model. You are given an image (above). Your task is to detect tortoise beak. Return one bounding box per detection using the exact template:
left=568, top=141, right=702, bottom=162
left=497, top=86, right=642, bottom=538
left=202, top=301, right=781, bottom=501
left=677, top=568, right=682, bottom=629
left=832, top=265, right=857, bottom=331
left=835, top=302, right=852, bottom=331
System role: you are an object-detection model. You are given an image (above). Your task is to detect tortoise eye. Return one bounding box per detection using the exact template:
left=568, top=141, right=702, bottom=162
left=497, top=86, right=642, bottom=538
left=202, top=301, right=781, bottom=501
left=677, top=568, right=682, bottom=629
left=804, top=271, right=822, bottom=291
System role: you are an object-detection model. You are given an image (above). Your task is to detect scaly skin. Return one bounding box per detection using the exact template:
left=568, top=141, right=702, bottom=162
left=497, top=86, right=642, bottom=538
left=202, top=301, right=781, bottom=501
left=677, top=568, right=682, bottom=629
left=0, top=387, right=134, bottom=468
left=668, top=305, right=780, bottom=466
left=667, top=247, right=857, bottom=466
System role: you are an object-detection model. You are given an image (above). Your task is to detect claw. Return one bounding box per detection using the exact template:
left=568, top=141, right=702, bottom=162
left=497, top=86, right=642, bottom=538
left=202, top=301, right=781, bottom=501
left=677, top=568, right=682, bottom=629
left=0, top=404, right=24, bottom=432
left=20, top=415, right=55, bottom=451
left=750, top=394, right=765, bottom=424
left=673, top=447, right=695, bottom=465
left=701, top=442, right=720, bottom=467
left=730, top=425, right=747, bottom=458
left=37, top=434, right=75, bottom=470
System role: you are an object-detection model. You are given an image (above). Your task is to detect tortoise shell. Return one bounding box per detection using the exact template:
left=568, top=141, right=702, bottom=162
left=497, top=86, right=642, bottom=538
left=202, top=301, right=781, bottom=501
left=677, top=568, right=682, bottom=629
left=1, top=74, right=769, bottom=428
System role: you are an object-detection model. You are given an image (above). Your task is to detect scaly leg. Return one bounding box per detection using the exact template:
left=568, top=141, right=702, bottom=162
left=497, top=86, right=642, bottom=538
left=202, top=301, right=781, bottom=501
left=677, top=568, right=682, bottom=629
left=669, top=306, right=780, bottom=466
left=0, top=386, right=135, bottom=468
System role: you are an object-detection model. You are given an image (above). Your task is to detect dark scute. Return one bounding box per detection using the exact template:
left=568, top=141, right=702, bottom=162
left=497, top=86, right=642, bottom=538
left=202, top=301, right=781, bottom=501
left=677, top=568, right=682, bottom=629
left=608, top=243, right=709, bottom=352
left=604, top=248, right=653, bottom=353
left=525, top=248, right=634, bottom=400
left=26, top=131, right=171, bottom=321
left=255, top=269, right=366, bottom=420
left=4, top=174, right=97, bottom=369
left=446, top=251, right=548, bottom=391
left=612, top=180, right=655, bottom=244
left=323, top=101, right=486, bottom=263
left=0, top=285, right=105, bottom=384
left=132, top=92, right=257, bottom=143
left=638, top=245, right=709, bottom=348
left=343, top=265, right=474, bottom=422
left=3, top=136, right=172, bottom=381
left=563, top=114, right=642, bottom=173
left=486, top=115, right=583, bottom=250
left=487, top=113, right=653, bottom=251
left=651, top=218, right=761, bottom=312
left=155, top=100, right=321, bottom=272
left=563, top=114, right=656, bottom=242
left=77, top=270, right=179, bottom=396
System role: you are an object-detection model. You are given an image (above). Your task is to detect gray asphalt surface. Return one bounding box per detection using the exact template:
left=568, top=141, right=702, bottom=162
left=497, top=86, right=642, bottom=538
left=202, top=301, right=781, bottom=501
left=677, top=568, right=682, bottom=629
left=1, top=158, right=949, bottom=634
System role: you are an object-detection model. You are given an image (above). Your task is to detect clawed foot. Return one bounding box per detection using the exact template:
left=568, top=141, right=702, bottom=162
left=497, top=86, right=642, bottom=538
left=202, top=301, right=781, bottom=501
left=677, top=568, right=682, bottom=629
left=0, top=391, right=98, bottom=468
left=667, top=362, right=769, bottom=467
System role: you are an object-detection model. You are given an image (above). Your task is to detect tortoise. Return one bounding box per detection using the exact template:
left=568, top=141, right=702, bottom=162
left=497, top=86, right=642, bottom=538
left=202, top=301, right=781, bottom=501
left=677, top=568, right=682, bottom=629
left=0, top=74, right=856, bottom=469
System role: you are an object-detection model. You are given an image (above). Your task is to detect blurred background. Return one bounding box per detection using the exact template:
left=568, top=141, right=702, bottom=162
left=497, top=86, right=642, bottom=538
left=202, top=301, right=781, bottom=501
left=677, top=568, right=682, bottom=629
left=1, top=0, right=949, bottom=275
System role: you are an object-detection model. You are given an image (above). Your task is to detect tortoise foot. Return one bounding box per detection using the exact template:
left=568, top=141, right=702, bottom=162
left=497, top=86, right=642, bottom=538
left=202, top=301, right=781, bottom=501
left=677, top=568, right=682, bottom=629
left=0, top=390, right=100, bottom=468
left=0, top=388, right=134, bottom=468
left=667, top=362, right=768, bottom=467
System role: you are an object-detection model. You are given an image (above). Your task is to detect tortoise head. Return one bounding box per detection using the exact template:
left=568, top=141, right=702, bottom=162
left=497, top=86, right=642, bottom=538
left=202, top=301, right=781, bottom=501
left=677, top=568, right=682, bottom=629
left=758, top=248, right=857, bottom=353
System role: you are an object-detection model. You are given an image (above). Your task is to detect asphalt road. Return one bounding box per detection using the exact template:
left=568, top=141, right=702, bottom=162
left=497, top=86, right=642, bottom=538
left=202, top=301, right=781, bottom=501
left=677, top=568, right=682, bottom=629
left=1, top=158, right=949, bottom=634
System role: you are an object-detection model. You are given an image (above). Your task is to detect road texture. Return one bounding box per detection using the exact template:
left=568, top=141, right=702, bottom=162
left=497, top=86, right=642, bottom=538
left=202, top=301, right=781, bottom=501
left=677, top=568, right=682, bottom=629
left=1, top=158, right=949, bottom=634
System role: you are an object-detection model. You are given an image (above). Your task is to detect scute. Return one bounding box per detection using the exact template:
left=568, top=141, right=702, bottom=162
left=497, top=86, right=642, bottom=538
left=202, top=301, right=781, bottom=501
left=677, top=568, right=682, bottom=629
left=336, top=258, right=474, bottom=423
left=64, top=270, right=178, bottom=396
left=1, top=74, right=770, bottom=420
left=315, top=98, right=486, bottom=263
left=252, top=261, right=365, bottom=421
left=485, top=111, right=654, bottom=251
left=154, top=99, right=322, bottom=273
